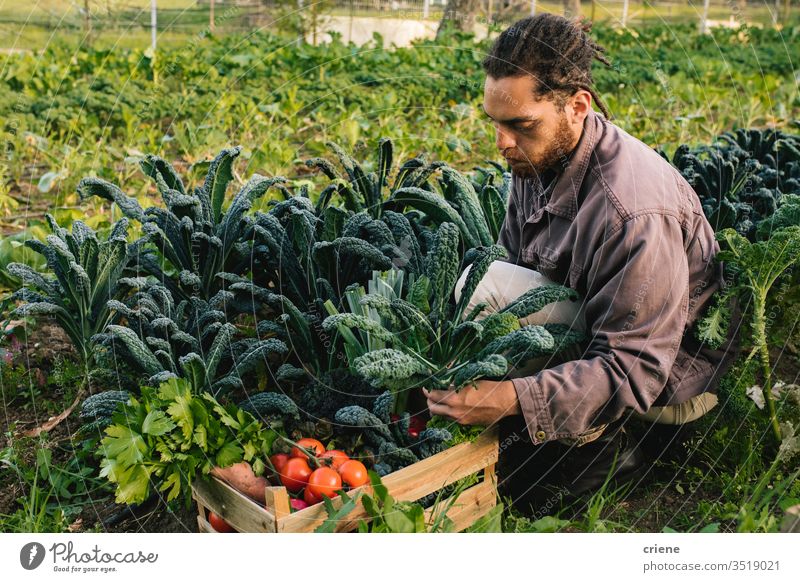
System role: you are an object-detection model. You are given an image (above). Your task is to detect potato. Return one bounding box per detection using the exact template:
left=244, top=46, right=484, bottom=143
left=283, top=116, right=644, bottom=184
left=210, top=462, right=269, bottom=502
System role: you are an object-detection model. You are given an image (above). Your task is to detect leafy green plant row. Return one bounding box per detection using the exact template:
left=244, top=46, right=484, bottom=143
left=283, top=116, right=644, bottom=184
left=1, top=21, right=796, bottom=219
left=4, top=137, right=584, bottom=504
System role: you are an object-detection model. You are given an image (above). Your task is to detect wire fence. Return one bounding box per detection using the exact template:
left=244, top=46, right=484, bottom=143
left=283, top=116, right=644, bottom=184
left=0, top=0, right=793, bottom=49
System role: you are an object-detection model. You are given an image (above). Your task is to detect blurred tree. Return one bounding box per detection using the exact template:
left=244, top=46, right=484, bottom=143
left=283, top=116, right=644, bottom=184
left=563, top=0, right=580, bottom=17
left=437, top=0, right=481, bottom=37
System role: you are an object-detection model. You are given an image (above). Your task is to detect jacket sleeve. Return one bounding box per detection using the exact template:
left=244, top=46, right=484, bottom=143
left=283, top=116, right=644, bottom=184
left=511, top=212, right=690, bottom=444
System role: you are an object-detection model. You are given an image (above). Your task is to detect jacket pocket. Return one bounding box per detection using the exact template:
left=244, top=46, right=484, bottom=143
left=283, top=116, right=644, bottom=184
left=666, top=348, right=714, bottom=393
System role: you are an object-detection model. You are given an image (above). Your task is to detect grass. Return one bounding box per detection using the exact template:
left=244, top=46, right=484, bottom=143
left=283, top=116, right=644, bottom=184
left=0, top=431, right=114, bottom=532
left=501, top=452, right=799, bottom=534
left=499, top=389, right=800, bottom=534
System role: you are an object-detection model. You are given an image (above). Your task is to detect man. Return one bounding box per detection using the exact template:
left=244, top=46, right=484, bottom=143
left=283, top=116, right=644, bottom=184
left=424, top=14, right=738, bottom=515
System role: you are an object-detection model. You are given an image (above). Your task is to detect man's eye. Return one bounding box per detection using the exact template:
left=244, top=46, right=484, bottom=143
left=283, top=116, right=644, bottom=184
left=515, top=123, right=537, bottom=133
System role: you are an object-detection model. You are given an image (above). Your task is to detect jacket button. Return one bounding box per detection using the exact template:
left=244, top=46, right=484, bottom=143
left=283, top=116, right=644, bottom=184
left=535, top=430, right=546, bottom=441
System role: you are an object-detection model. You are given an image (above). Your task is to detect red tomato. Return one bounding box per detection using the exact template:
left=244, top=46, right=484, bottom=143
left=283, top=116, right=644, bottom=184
left=338, top=460, right=369, bottom=489
left=280, top=457, right=312, bottom=492
left=304, top=486, right=323, bottom=506
left=269, top=453, right=289, bottom=473
left=307, top=467, right=343, bottom=499
left=390, top=414, right=427, bottom=438
left=290, top=438, right=325, bottom=459
left=208, top=511, right=236, bottom=533
left=409, top=416, right=427, bottom=434
left=319, top=449, right=349, bottom=470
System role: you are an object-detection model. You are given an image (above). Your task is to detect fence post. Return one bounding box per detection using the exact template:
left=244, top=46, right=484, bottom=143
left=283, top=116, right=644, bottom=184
left=622, top=0, right=629, bottom=27
left=210, top=0, right=215, bottom=33
left=530, top=0, right=536, bottom=16
left=151, top=0, right=157, bottom=50
left=424, top=0, right=430, bottom=19
left=700, top=0, right=710, bottom=33
left=83, top=0, right=92, bottom=37
left=297, top=0, right=304, bottom=45
left=349, top=0, right=354, bottom=43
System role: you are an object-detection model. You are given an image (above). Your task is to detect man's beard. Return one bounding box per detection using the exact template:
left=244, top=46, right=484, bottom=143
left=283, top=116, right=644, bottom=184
left=508, top=115, right=576, bottom=179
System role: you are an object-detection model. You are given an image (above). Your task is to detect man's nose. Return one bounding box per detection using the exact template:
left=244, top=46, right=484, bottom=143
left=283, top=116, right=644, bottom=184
left=495, top=126, right=515, bottom=151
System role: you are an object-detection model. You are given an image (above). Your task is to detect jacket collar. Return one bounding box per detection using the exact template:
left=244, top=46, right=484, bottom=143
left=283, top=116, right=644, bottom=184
left=524, top=109, right=602, bottom=223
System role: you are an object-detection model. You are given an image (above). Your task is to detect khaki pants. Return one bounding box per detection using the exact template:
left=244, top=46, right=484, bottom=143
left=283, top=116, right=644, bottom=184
left=454, top=261, right=718, bottom=445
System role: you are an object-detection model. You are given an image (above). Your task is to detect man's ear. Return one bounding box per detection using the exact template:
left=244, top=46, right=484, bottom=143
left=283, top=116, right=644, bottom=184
left=568, top=90, right=592, bottom=126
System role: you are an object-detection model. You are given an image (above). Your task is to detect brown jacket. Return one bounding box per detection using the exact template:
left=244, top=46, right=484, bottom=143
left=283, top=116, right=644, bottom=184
left=498, top=109, right=738, bottom=445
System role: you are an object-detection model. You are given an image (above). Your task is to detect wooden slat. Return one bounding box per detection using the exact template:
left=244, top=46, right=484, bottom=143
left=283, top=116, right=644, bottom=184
left=277, top=477, right=498, bottom=534
left=275, top=482, right=373, bottom=533
left=381, top=424, right=499, bottom=500
left=423, top=478, right=497, bottom=532
left=193, top=475, right=277, bottom=533
left=276, top=426, right=499, bottom=533
left=197, top=515, right=216, bottom=533
left=264, top=486, right=290, bottom=524
left=196, top=500, right=208, bottom=521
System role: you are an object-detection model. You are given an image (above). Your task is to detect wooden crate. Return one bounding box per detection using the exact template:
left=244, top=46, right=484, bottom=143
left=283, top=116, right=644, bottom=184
left=193, top=425, right=499, bottom=533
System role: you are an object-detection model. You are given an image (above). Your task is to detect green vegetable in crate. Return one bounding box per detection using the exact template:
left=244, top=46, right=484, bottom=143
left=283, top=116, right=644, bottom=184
left=334, top=405, right=395, bottom=444
left=98, top=377, right=280, bottom=506
left=426, top=415, right=486, bottom=447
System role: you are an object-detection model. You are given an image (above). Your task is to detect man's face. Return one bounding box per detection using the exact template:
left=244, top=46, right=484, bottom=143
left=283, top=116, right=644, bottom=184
left=482, top=75, right=585, bottom=179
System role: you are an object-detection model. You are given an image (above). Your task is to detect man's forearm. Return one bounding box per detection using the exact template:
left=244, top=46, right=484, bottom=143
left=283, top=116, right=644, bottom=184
left=425, top=379, right=521, bottom=426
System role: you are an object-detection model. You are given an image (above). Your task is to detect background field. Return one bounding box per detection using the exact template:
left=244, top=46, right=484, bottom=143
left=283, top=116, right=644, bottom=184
left=0, top=0, right=796, bottom=50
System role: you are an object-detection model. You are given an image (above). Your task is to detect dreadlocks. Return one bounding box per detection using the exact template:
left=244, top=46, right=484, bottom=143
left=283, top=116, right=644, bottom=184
left=482, top=14, right=612, bottom=119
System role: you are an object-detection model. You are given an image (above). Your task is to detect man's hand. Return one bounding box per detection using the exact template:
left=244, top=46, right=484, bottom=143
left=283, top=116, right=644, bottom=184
left=424, top=379, right=521, bottom=426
